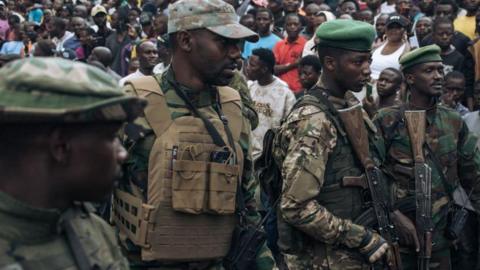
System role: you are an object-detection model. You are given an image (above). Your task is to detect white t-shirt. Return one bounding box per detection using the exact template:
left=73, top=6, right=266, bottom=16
left=248, top=77, right=296, bottom=160
left=370, top=42, right=406, bottom=80
left=380, top=2, right=396, bottom=14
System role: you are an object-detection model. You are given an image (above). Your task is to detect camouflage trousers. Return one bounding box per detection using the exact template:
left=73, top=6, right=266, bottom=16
left=400, top=249, right=451, bottom=270
left=130, top=261, right=224, bottom=270
left=283, top=245, right=371, bottom=270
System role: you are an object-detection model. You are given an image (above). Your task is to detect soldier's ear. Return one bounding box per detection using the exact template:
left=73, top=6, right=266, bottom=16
left=405, top=73, right=414, bottom=86
left=175, top=31, right=193, bottom=52
left=323, top=55, right=336, bottom=72
left=48, top=127, right=71, bottom=166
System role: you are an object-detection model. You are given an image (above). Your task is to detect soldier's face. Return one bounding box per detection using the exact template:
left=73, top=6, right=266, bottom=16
left=190, top=29, right=242, bottom=86
left=65, top=123, right=127, bottom=202
left=406, top=62, right=444, bottom=97
left=334, top=51, right=372, bottom=92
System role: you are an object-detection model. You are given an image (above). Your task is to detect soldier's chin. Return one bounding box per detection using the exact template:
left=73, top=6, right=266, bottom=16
left=213, top=73, right=234, bottom=86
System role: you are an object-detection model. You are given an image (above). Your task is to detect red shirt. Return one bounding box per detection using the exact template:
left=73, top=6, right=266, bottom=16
left=273, top=36, right=307, bottom=93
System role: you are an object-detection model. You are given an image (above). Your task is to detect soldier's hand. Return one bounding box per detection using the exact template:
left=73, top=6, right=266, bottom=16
left=391, top=210, right=420, bottom=252
left=358, top=230, right=389, bottom=263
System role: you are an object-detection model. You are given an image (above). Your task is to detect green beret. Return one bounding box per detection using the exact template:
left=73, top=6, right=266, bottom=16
left=399, top=45, right=442, bottom=71
left=315, top=19, right=376, bottom=52
left=0, top=57, right=146, bottom=123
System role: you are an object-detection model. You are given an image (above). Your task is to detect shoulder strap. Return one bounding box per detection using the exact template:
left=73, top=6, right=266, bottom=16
left=125, top=75, right=173, bottom=137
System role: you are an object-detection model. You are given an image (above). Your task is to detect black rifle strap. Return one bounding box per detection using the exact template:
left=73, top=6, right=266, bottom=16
left=424, top=142, right=454, bottom=196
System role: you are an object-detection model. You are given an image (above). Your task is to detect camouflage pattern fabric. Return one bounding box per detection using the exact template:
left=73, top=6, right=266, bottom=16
left=229, top=70, right=259, bottom=130
left=167, top=0, right=258, bottom=42
left=374, top=104, right=480, bottom=259
left=272, top=80, right=377, bottom=269
left=0, top=192, right=129, bottom=269
left=121, top=68, right=274, bottom=270
left=0, top=57, right=145, bottom=123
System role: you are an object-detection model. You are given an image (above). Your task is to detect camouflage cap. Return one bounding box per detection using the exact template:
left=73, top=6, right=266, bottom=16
left=168, top=0, right=259, bottom=42
left=0, top=57, right=146, bottom=123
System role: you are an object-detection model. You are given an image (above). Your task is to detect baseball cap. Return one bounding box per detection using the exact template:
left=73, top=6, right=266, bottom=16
left=168, top=0, right=259, bottom=42
left=386, top=14, right=409, bottom=28
left=0, top=58, right=146, bottom=123
left=91, top=5, right=107, bottom=17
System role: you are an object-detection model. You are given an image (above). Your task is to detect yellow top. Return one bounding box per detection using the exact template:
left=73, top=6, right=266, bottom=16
left=454, top=15, right=476, bottom=40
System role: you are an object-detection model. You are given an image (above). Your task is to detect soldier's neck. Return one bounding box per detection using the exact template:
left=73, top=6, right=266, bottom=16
left=171, top=61, right=205, bottom=92
left=409, top=89, right=437, bottom=109
left=379, top=94, right=397, bottom=108
left=320, top=73, right=346, bottom=99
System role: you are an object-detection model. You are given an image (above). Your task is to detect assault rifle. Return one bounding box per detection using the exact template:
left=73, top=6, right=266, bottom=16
left=338, top=104, right=402, bottom=270
left=404, top=110, right=433, bottom=270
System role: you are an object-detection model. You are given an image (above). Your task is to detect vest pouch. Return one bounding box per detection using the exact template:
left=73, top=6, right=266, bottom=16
left=172, top=160, right=208, bottom=214
left=208, top=162, right=239, bottom=214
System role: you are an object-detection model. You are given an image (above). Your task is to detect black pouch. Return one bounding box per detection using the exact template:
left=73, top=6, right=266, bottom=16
left=446, top=206, right=469, bottom=240
left=224, top=224, right=266, bottom=270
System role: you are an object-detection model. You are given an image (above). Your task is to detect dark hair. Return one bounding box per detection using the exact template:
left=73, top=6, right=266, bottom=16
left=445, top=70, right=465, bottom=81
left=52, top=16, right=67, bottom=31
left=285, top=13, right=301, bottom=25
left=382, top=67, right=404, bottom=84
left=432, top=17, right=454, bottom=32
left=252, top=48, right=276, bottom=74
left=340, top=0, right=360, bottom=11
left=299, top=55, right=322, bottom=73
left=36, top=39, right=56, bottom=56
left=436, top=0, right=459, bottom=15
left=256, top=8, right=274, bottom=20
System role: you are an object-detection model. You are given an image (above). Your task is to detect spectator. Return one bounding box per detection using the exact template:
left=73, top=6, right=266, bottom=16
left=240, top=13, right=256, bottom=32
left=153, top=35, right=172, bottom=74
left=338, top=0, right=359, bottom=16
left=33, top=39, right=55, bottom=56
left=139, top=12, right=154, bottom=39
left=105, top=19, right=131, bottom=76
left=88, top=46, right=122, bottom=81
left=72, top=4, right=88, bottom=19
left=48, top=17, right=74, bottom=52
left=119, top=40, right=158, bottom=86
left=298, top=55, right=322, bottom=95
left=376, top=67, right=403, bottom=109
left=273, top=13, right=306, bottom=94
left=76, top=27, right=96, bottom=61
left=274, top=0, right=306, bottom=31
left=302, top=3, right=321, bottom=39
left=366, top=0, right=383, bottom=18
left=432, top=17, right=464, bottom=74
left=370, top=14, right=410, bottom=80
left=63, top=16, right=86, bottom=51
left=412, top=16, right=432, bottom=47
left=454, top=0, right=479, bottom=39
left=25, top=0, right=43, bottom=25
left=302, top=10, right=336, bottom=57
left=441, top=71, right=470, bottom=115
left=373, top=13, right=389, bottom=49
left=90, top=5, right=112, bottom=47
left=153, top=14, right=168, bottom=37
left=242, top=8, right=281, bottom=59
left=0, top=2, right=8, bottom=42
left=353, top=9, right=374, bottom=25
left=0, top=23, right=24, bottom=56
left=381, top=0, right=397, bottom=14
left=246, top=48, right=296, bottom=160
left=127, top=57, right=140, bottom=75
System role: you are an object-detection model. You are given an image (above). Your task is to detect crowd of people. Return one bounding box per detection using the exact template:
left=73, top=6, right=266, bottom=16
left=1, top=0, right=480, bottom=270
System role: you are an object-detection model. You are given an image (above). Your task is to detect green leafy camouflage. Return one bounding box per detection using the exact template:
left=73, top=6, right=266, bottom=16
left=167, top=0, right=258, bottom=42
left=374, top=104, right=480, bottom=254
left=229, top=71, right=259, bottom=130
left=0, top=57, right=145, bottom=123
left=272, top=86, right=382, bottom=269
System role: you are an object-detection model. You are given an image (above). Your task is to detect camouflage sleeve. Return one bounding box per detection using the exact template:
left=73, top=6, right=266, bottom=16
left=275, top=105, right=367, bottom=248
left=457, top=122, right=480, bottom=214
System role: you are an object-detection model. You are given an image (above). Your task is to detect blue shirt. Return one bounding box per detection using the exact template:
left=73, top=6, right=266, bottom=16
left=0, top=41, right=24, bottom=55
left=242, top=33, right=281, bottom=59
left=28, top=8, right=43, bottom=25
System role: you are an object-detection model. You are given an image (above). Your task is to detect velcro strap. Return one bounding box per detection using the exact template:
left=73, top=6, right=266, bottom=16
left=113, top=189, right=155, bottom=248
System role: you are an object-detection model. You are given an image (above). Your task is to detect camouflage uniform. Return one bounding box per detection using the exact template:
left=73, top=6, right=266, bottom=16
left=273, top=79, right=386, bottom=270
left=374, top=103, right=480, bottom=269
left=116, top=1, right=274, bottom=269
left=0, top=57, right=145, bottom=269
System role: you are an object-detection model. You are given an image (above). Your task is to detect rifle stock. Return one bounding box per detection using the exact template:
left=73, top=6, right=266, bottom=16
left=404, top=110, right=433, bottom=270
left=338, top=104, right=402, bottom=270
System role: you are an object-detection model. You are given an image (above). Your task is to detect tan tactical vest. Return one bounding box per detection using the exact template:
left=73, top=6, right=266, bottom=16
left=113, top=76, right=244, bottom=262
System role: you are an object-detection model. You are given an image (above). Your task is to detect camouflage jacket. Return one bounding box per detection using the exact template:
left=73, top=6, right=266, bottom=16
left=374, top=103, right=480, bottom=251
left=273, top=80, right=384, bottom=269
left=0, top=192, right=129, bottom=270
left=121, top=68, right=274, bottom=269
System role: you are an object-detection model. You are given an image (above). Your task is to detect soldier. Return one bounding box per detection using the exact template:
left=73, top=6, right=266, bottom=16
left=0, top=57, right=145, bottom=269
left=273, top=19, right=395, bottom=269
left=115, top=0, right=275, bottom=269
left=374, top=45, right=480, bottom=269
